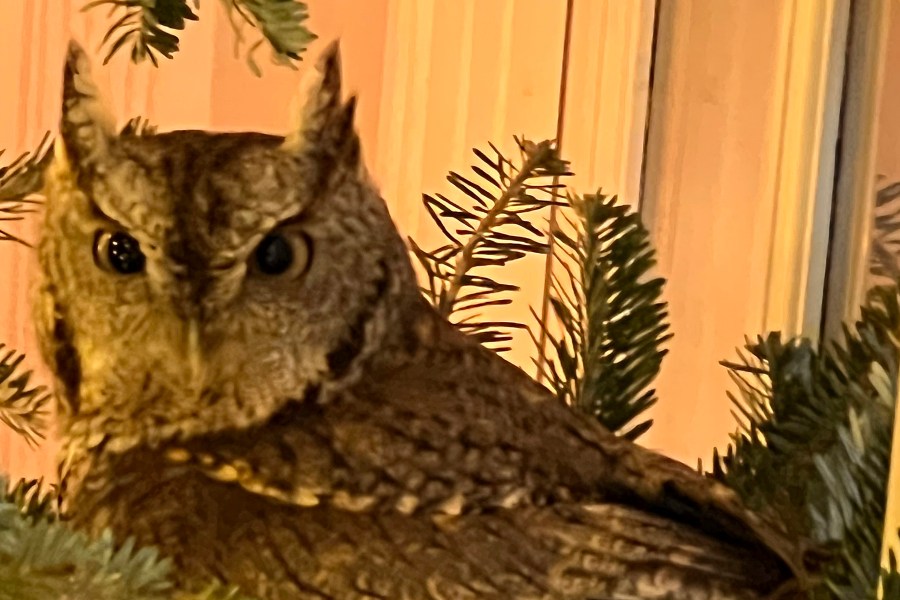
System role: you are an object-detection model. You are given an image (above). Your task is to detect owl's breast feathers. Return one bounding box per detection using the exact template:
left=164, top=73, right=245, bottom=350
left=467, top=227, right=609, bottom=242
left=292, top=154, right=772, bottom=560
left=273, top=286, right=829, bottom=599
left=68, top=304, right=812, bottom=599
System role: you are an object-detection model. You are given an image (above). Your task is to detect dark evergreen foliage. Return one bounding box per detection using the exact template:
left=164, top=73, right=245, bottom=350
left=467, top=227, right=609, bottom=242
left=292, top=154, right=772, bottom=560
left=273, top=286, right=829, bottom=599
left=710, top=285, right=900, bottom=597
left=0, top=132, right=53, bottom=246
left=410, top=137, right=570, bottom=352
left=534, top=192, right=671, bottom=440
left=83, top=0, right=315, bottom=74
left=0, top=344, right=50, bottom=447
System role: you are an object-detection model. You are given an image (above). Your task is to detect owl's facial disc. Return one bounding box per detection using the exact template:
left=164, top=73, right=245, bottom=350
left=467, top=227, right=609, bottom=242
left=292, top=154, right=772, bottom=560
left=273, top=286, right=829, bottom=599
left=39, top=41, right=423, bottom=450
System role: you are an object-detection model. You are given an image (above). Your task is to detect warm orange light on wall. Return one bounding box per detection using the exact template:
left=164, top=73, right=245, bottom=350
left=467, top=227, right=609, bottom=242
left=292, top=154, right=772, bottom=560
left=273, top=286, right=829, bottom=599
left=0, top=0, right=855, bottom=484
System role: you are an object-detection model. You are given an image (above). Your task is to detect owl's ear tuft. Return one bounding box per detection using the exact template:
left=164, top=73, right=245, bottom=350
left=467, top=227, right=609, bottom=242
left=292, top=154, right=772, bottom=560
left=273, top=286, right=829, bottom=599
left=283, top=41, right=360, bottom=170
left=58, top=40, right=116, bottom=172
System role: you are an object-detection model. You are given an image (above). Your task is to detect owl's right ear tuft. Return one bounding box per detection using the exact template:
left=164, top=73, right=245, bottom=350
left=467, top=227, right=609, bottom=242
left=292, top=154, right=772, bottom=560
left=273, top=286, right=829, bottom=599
left=282, top=41, right=361, bottom=171
left=58, top=40, right=116, bottom=173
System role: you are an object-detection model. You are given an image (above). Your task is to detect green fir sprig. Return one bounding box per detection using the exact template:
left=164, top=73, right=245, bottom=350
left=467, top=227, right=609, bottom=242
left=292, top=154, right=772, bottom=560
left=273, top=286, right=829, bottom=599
left=534, top=192, right=671, bottom=440
left=83, top=0, right=315, bottom=74
left=0, top=344, right=50, bottom=447
left=410, top=137, right=570, bottom=352
left=0, top=474, right=261, bottom=598
left=710, top=285, right=900, bottom=598
left=84, top=0, right=200, bottom=66
left=0, top=133, right=53, bottom=247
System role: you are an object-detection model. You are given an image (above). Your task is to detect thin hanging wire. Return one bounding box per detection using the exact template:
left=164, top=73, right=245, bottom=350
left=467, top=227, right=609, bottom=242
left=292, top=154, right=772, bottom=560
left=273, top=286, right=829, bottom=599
left=535, top=0, right=575, bottom=382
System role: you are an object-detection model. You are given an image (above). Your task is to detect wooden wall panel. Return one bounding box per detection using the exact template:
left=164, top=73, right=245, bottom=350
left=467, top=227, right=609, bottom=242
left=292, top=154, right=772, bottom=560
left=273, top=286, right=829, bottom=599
left=762, top=0, right=849, bottom=341
left=373, top=0, right=568, bottom=373
left=638, top=0, right=847, bottom=464
left=560, top=0, right=654, bottom=205
left=639, top=0, right=789, bottom=462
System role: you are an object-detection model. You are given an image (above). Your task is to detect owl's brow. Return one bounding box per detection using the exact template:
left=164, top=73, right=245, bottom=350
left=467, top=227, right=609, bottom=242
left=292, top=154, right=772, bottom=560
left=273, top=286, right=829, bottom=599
left=86, top=195, right=134, bottom=232
left=268, top=210, right=309, bottom=231
left=221, top=208, right=308, bottom=260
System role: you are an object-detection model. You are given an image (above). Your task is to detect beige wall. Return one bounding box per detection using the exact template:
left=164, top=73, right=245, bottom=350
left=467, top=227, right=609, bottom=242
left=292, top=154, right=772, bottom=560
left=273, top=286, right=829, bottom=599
left=639, top=0, right=788, bottom=460
left=877, top=6, right=900, bottom=182
left=0, top=0, right=842, bottom=480
left=640, top=0, right=847, bottom=463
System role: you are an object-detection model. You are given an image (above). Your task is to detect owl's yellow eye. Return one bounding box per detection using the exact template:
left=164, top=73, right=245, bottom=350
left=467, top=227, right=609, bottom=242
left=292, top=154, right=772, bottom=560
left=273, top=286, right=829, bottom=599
left=93, top=230, right=146, bottom=275
left=251, top=230, right=312, bottom=279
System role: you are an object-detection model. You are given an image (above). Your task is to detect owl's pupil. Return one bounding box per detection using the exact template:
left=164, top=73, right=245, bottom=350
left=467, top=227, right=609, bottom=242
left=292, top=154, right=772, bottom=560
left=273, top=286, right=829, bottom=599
left=107, top=232, right=145, bottom=274
left=255, top=235, right=293, bottom=275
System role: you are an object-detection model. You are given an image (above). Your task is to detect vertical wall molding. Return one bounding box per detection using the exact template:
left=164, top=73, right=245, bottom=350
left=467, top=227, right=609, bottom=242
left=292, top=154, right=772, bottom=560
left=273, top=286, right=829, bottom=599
left=560, top=0, right=656, bottom=205
left=824, top=0, right=900, bottom=573
left=637, top=0, right=849, bottom=463
left=536, top=0, right=656, bottom=379
left=762, top=0, right=850, bottom=341
left=823, top=1, right=891, bottom=343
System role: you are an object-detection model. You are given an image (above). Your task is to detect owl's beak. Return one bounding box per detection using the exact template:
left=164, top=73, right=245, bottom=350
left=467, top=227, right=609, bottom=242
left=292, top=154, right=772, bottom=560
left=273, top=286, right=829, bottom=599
left=186, top=318, right=204, bottom=383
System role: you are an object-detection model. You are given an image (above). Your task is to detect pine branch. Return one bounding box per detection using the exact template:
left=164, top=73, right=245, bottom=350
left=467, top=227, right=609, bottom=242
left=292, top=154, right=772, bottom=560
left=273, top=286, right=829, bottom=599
left=439, top=140, right=566, bottom=313
left=412, top=137, right=570, bottom=352
left=0, top=133, right=53, bottom=247
left=218, top=0, right=316, bottom=76
left=0, top=473, right=261, bottom=600
left=709, top=285, right=900, bottom=598
left=0, top=344, right=50, bottom=447
left=0, top=475, right=172, bottom=600
left=1, top=477, right=60, bottom=522
left=534, top=192, right=671, bottom=441
left=870, top=177, right=900, bottom=286
left=84, top=0, right=200, bottom=66
left=84, top=0, right=316, bottom=74
left=884, top=543, right=900, bottom=599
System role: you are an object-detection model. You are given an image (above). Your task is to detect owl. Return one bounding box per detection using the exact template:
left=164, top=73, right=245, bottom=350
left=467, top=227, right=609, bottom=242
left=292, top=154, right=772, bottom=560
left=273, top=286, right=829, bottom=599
left=33, top=41, right=812, bottom=599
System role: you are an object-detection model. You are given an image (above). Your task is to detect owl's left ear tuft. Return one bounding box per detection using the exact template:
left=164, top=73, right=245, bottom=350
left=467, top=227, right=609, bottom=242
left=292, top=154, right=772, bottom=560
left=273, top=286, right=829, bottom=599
left=58, top=40, right=117, bottom=173
left=282, top=40, right=361, bottom=170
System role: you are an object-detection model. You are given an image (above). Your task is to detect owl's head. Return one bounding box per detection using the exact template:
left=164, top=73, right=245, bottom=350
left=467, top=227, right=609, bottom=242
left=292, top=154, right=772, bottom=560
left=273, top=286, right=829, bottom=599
left=36, top=41, right=421, bottom=451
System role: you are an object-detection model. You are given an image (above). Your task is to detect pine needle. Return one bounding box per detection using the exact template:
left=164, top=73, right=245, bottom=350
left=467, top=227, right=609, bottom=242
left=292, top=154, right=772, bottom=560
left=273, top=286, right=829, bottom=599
left=0, top=473, right=262, bottom=599
left=0, top=133, right=53, bottom=247
left=535, top=192, right=671, bottom=440
left=84, top=0, right=200, bottom=66
left=710, top=286, right=900, bottom=597
left=413, top=137, right=570, bottom=352
left=217, top=0, right=316, bottom=76
left=0, top=344, right=50, bottom=447
left=84, top=0, right=316, bottom=74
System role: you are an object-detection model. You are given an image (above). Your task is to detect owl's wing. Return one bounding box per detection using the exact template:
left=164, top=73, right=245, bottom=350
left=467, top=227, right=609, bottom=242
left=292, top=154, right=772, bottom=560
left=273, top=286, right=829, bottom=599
left=369, top=317, right=820, bottom=586
left=210, top=500, right=794, bottom=600
left=76, top=447, right=796, bottom=600
left=155, top=380, right=811, bottom=595
left=150, top=307, right=813, bottom=590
